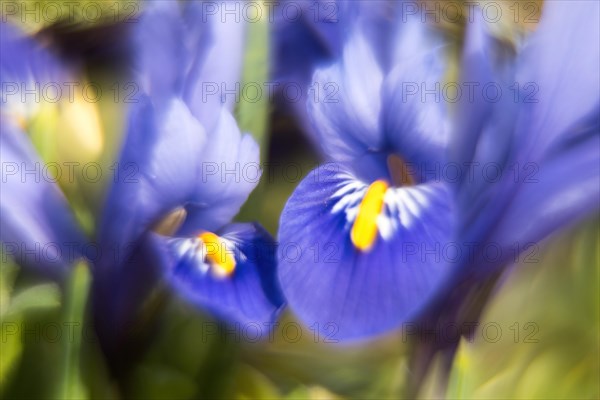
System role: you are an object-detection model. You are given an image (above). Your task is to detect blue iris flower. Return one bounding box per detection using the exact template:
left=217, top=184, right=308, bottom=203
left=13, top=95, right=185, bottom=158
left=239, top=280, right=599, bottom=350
left=95, top=1, right=283, bottom=342
left=278, top=11, right=453, bottom=340
left=1, top=22, right=84, bottom=279
left=444, top=3, right=599, bottom=282
left=277, top=3, right=599, bottom=341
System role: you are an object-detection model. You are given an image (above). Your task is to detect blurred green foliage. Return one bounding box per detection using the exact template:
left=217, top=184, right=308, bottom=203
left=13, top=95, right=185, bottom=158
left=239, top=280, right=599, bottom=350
left=235, top=1, right=270, bottom=152
left=4, top=216, right=597, bottom=399
left=420, top=218, right=600, bottom=399
left=3, top=0, right=139, bottom=32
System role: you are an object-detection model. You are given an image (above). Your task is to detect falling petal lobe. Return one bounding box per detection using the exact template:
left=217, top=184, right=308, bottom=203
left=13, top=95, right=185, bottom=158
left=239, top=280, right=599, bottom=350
left=278, top=165, right=456, bottom=340
left=159, top=223, right=284, bottom=330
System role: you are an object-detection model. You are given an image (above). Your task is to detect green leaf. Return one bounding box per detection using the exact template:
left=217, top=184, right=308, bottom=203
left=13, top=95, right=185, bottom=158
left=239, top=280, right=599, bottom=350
left=0, top=316, right=23, bottom=393
left=0, top=253, right=21, bottom=392
left=0, top=252, right=19, bottom=319
left=442, top=218, right=600, bottom=399
left=57, top=260, right=91, bottom=400
left=283, top=385, right=342, bottom=400
left=129, top=364, right=198, bottom=400
left=243, top=311, right=408, bottom=399
left=445, top=339, right=475, bottom=399
left=235, top=1, right=270, bottom=150
left=233, top=364, right=281, bottom=399
left=232, top=1, right=274, bottom=229
left=5, top=283, right=61, bottom=317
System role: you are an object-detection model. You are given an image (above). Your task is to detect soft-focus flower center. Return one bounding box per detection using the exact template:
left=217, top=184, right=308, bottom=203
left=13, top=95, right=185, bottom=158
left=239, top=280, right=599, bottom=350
left=387, top=154, right=416, bottom=187
left=351, top=180, right=389, bottom=252
left=153, top=207, right=187, bottom=235
left=198, top=232, right=236, bottom=278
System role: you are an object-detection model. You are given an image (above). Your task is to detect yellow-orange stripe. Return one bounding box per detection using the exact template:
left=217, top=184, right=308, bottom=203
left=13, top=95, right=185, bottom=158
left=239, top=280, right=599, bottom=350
left=199, top=232, right=236, bottom=277
left=350, top=180, right=388, bottom=252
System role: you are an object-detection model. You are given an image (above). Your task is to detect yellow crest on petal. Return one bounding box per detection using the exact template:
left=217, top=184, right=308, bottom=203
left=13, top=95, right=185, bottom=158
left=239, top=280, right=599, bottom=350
left=198, top=232, right=237, bottom=278
left=351, top=180, right=388, bottom=252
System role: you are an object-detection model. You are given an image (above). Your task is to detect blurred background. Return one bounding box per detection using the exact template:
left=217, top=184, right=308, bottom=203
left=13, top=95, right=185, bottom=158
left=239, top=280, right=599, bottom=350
left=1, top=1, right=598, bottom=399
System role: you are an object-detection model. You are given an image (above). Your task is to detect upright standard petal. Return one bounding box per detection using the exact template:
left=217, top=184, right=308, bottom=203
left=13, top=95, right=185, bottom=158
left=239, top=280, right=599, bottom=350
left=135, top=1, right=246, bottom=133
left=450, top=12, right=519, bottom=245
left=177, top=108, right=261, bottom=236
left=132, top=1, right=187, bottom=101
left=500, top=0, right=600, bottom=246
left=278, top=165, right=455, bottom=340
left=104, top=1, right=255, bottom=256
left=272, top=1, right=404, bottom=149
left=453, top=6, right=599, bottom=266
left=272, top=0, right=346, bottom=149
left=383, top=17, right=450, bottom=178
left=272, top=0, right=343, bottom=85
left=183, top=1, right=246, bottom=132
left=98, top=96, right=206, bottom=270
left=492, top=121, right=599, bottom=252
left=516, top=0, right=600, bottom=158
left=307, top=30, right=384, bottom=161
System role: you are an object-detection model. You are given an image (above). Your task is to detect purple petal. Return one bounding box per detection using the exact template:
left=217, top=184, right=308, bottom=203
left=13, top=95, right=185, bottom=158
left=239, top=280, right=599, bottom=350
left=178, top=108, right=261, bottom=235
left=133, top=1, right=187, bottom=101
left=383, top=18, right=450, bottom=177
left=516, top=0, right=600, bottom=158
left=183, top=2, right=246, bottom=131
left=98, top=97, right=206, bottom=269
left=453, top=6, right=599, bottom=272
left=494, top=114, right=600, bottom=252
left=160, top=223, right=283, bottom=331
left=277, top=165, right=456, bottom=341
left=307, top=30, right=384, bottom=161
left=451, top=12, right=519, bottom=243
left=1, top=121, right=85, bottom=278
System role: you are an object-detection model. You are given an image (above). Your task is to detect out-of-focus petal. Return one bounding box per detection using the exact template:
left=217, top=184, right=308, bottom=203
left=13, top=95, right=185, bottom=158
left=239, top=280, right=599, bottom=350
left=501, top=0, right=600, bottom=244
left=0, top=21, right=69, bottom=84
left=133, top=1, right=186, bottom=101
left=184, top=1, right=246, bottom=131
left=271, top=0, right=350, bottom=149
left=98, top=96, right=206, bottom=269
left=0, top=121, right=84, bottom=278
left=160, top=223, right=283, bottom=331
left=93, top=232, right=166, bottom=354
left=383, top=18, right=449, bottom=177
left=277, top=165, right=455, bottom=340
left=272, top=0, right=343, bottom=85
left=349, top=0, right=403, bottom=71
left=308, top=31, right=384, bottom=161
left=178, top=108, right=261, bottom=235
left=493, top=113, right=600, bottom=254
left=1, top=21, right=74, bottom=123
left=516, top=0, right=600, bottom=157
left=451, top=13, right=518, bottom=243
left=453, top=6, right=599, bottom=272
